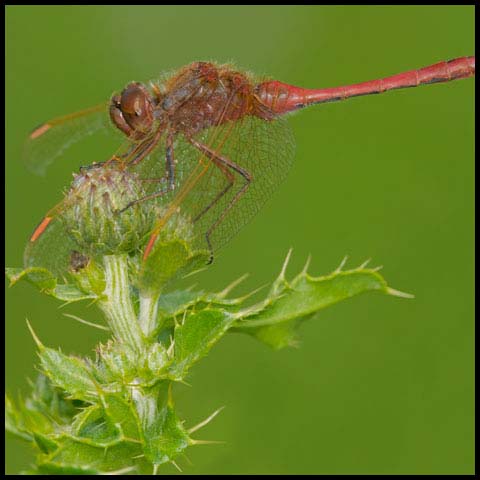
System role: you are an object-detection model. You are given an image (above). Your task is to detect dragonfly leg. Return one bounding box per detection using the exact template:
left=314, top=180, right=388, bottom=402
left=107, top=142, right=138, bottom=164
left=101, top=127, right=163, bottom=172
left=127, top=127, right=164, bottom=166
left=78, top=143, right=140, bottom=173
left=79, top=160, right=109, bottom=172
left=188, top=137, right=252, bottom=263
left=191, top=153, right=235, bottom=223
left=117, top=132, right=176, bottom=213
left=80, top=136, right=145, bottom=172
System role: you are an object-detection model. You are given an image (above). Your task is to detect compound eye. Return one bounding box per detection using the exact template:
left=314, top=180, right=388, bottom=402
left=121, top=86, right=145, bottom=115
left=120, top=83, right=154, bottom=135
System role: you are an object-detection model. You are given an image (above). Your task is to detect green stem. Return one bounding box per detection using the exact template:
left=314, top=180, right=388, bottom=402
left=130, top=379, right=167, bottom=427
left=138, top=291, right=161, bottom=337
left=98, top=254, right=144, bottom=352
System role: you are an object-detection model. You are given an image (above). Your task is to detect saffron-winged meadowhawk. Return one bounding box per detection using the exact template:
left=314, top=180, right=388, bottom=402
left=24, top=58, right=475, bottom=275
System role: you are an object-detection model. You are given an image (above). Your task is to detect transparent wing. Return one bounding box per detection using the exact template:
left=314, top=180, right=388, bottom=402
left=24, top=69, right=297, bottom=272
left=24, top=213, right=80, bottom=280
left=144, top=113, right=296, bottom=256
left=24, top=134, right=171, bottom=277
left=23, top=102, right=111, bottom=176
left=189, top=115, right=296, bottom=253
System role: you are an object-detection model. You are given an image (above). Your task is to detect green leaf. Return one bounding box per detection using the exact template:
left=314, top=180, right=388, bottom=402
left=136, top=207, right=210, bottom=295
left=27, top=388, right=150, bottom=474
left=93, top=340, right=138, bottom=384
left=141, top=384, right=191, bottom=467
left=233, top=256, right=412, bottom=349
left=72, top=405, right=121, bottom=444
left=5, top=375, right=84, bottom=445
left=156, top=284, right=253, bottom=326
left=6, top=249, right=411, bottom=473
left=145, top=342, right=171, bottom=377
left=33, top=432, right=59, bottom=454
left=100, top=392, right=142, bottom=441
left=5, top=394, right=32, bottom=442
left=26, top=374, right=82, bottom=425
left=69, top=256, right=106, bottom=296
left=6, top=393, right=59, bottom=443
left=245, top=320, right=303, bottom=350
left=139, top=238, right=209, bottom=294
left=6, top=267, right=56, bottom=291
left=157, top=289, right=206, bottom=317
left=50, top=284, right=98, bottom=303
left=6, top=266, right=97, bottom=303
left=37, top=347, right=96, bottom=402
left=41, top=435, right=143, bottom=473
left=169, top=309, right=235, bottom=380
left=144, top=402, right=190, bottom=466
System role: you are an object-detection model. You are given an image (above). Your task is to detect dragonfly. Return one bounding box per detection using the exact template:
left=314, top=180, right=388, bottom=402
left=24, top=57, right=475, bottom=275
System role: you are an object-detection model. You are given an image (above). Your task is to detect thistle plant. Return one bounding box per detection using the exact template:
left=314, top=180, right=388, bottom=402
left=5, top=163, right=412, bottom=475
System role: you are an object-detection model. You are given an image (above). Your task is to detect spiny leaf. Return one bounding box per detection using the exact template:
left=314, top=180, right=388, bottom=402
left=37, top=348, right=96, bottom=402
left=144, top=403, right=190, bottom=466
left=52, top=284, right=98, bottom=303
left=100, top=392, right=142, bottom=441
left=6, top=249, right=412, bottom=473
left=33, top=432, right=59, bottom=454
left=6, top=266, right=97, bottom=302
left=6, top=267, right=56, bottom=291
left=26, top=373, right=82, bottom=425
left=157, top=289, right=206, bottom=318
left=72, top=405, right=121, bottom=444
left=141, top=385, right=190, bottom=466
left=168, top=309, right=235, bottom=380
left=5, top=375, right=84, bottom=445
left=6, top=392, right=59, bottom=442
left=155, top=288, right=248, bottom=335
left=232, top=256, right=412, bottom=349
left=41, top=436, right=144, bottom=473
left=5, top=394, right=32, bottom=442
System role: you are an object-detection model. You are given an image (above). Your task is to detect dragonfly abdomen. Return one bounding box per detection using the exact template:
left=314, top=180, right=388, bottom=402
left=255, top=56, right=475, bottom=116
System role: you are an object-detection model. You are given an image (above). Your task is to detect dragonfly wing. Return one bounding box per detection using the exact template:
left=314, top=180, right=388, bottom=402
left=150, top=114, right=295, bottom=255
left=23, top=102, right=111, bottom=176
left=190, top=115, right=296, bottom=252
left=24, top=214, right=81, bottom=281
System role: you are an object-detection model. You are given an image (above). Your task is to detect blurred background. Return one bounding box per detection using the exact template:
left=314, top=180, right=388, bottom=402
left=5, top=6, right=474, bottom=475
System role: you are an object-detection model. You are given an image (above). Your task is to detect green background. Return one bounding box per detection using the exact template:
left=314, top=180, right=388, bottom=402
left=5, top=6, right=474, bottom=475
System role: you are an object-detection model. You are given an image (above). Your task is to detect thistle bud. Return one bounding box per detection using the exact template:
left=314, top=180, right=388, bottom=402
left=61, top=162, right=156, bottom=256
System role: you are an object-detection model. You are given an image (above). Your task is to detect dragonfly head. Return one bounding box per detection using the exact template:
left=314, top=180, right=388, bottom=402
left=110, top=82, right=156, bottom=141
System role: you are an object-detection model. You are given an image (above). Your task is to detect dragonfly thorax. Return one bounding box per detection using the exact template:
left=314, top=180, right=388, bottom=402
left=159, top=62, right=257, bottom=136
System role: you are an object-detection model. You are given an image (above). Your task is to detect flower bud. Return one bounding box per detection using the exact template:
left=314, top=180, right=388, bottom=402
left=61, top=163, right=156, bottom=256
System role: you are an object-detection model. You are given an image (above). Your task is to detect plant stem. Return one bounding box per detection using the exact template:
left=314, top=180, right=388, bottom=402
left=98, top=254, right=144, bottom=352
left=130, top=378, right=166, bottom=428
left=138, top=291, right=161, bottom=337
